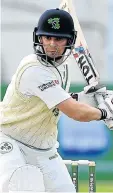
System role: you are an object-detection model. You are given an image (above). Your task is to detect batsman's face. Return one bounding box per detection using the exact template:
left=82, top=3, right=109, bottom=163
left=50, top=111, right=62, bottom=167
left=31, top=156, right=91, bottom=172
left=41, top=36, right=67, bottom=58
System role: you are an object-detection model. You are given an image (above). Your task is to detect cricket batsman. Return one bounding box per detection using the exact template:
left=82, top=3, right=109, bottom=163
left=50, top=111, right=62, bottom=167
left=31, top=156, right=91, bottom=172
left=0, top=8, right=113, bottom=192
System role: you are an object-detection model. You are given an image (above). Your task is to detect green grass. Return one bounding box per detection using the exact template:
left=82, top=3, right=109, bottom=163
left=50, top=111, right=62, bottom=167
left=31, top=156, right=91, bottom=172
left=79, top=182, right=113, bottom=192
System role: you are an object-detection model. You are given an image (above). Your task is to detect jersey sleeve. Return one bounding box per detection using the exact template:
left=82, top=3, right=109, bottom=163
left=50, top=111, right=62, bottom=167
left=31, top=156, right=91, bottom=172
left=19, top=65, right=71, bottom=109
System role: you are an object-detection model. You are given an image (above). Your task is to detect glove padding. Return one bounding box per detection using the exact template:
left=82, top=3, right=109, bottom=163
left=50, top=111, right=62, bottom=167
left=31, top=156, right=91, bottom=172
left=84, top=84, right=113, bottom=129
left=71, top=86, right=113, bottom=130
left=94, top=92, right=113, bottom=130
left=70, top=91, right=97, bottom=107
left=71, top=89, right=113, bottom=108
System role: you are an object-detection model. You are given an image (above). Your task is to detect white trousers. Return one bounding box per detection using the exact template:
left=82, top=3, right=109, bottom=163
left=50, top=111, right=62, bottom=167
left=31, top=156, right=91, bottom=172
left=0, top=132, right=75, bottom=192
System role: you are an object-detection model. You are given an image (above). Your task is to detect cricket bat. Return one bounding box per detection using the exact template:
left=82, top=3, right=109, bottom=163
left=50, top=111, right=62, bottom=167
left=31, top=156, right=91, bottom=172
left=59, top=0, right=113, bottom=129
left=59, top=0, right=100, bottom=88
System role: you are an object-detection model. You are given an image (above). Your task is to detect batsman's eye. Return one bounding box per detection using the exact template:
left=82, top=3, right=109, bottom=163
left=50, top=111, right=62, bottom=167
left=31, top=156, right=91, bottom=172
left=44, top=36, right=51, bottom=40
left=56, top=37, right=64, bottom=41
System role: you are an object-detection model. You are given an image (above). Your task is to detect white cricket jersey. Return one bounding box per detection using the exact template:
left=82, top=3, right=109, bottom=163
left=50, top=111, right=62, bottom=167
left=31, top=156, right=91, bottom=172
left=19, top=59, right=70, bottom=108
left=0, top=54, right=71, bottom=149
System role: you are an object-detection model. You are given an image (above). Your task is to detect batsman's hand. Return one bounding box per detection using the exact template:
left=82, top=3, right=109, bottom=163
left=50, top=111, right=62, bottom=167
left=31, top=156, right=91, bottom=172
left=71, top=84, right=108, bottom=107
left=72, top=83, right=113, bottom=129
left=70, top=91, right=97, bottom=107
left=95, top=93, right=113, bottom=130
left=83, top=84, right=113, bottom=129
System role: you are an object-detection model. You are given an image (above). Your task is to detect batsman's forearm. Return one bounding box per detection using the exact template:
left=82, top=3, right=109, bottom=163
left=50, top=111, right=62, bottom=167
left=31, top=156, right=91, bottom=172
left=68, top=102, right=101, bottom=122
left=57, top=98, right=102, bottom=122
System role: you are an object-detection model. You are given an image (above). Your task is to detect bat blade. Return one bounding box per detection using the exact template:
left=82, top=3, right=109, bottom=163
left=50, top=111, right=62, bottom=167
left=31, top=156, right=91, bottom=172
left=59, top=0, right=100, bottom=86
